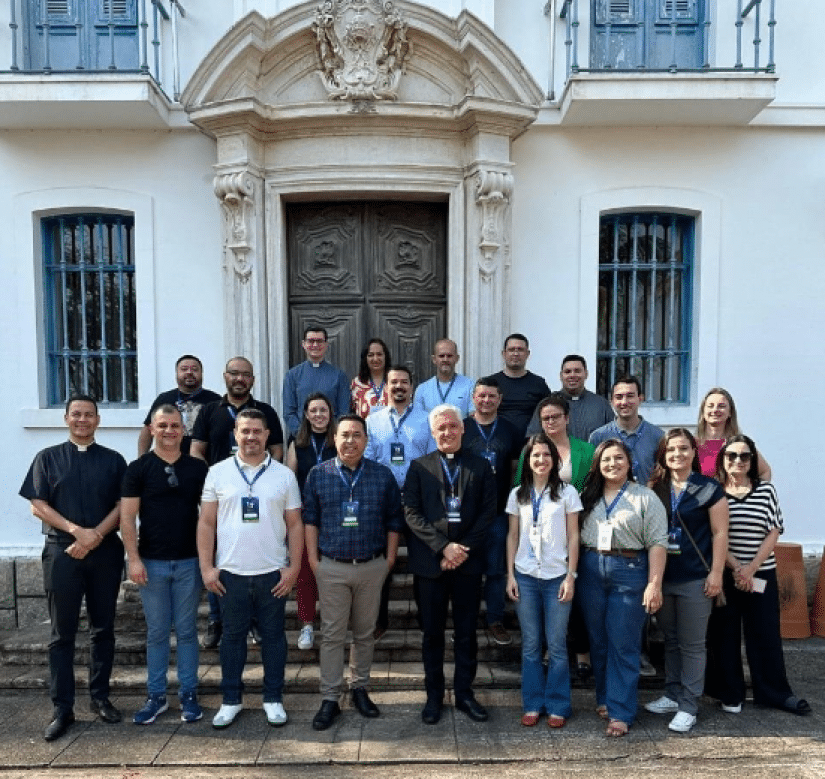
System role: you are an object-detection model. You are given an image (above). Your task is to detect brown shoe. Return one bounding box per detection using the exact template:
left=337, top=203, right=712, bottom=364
left=488, top=622, right=512, bottom=646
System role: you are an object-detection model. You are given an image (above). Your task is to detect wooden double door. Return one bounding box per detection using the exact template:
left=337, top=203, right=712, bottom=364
left=286, top=201, right=448, bottom=386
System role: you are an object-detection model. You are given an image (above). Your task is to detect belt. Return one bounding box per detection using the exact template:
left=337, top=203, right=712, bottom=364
left=584, top=546, right=642, bottom=559
left=322, top=551, right=384, bottom=565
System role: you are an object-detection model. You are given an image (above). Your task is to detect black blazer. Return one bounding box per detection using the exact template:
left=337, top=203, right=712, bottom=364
left=403, top=449, right=496, bottom=579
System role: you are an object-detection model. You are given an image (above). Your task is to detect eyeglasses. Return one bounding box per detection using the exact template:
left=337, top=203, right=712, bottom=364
left=226, top=370, right=253, bottom=379
left=540, top=413, right=565, bottom=423
left=164, top=465, right=179, bottom=488
left=724, top=451, right=752, bottom=462
left=304, top=338, right=327, bottom=345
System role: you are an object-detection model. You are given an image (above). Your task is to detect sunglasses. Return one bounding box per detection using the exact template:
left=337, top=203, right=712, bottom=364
left=724, top=451, right=752, bottom=462
left=164, top=465, right=179, bottom=488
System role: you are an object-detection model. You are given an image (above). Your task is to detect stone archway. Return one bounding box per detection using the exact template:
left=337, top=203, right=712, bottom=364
left=182, top=0, right=542, bottom=398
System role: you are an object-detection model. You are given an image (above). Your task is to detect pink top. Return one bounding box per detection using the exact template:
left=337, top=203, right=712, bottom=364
left=350, top=377, right=390, bottom=419
left=698, top=438, right=724, bottom=478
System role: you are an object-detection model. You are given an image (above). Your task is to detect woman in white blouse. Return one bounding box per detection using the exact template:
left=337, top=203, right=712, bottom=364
left=506, top=434, right=581, bottom=729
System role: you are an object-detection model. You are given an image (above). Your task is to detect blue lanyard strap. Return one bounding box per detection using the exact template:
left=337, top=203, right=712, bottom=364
left=437, top=376, right=457, bottom=404
left=474, top=419, right=498, bottom=451
left=234, top=456, right=269, bottom=495
left=369, top=379, right=385, bottom=402
left=670, top=483, right=686, bottom=517
left=310, top=434, right=327, bottom=464
left=603, top=482, right=628, bottom=517
left=389, top=406, right=412, bottom=440
left=531, top=486, right=548, bottom=526
left=336, top=461, right=364, bottom=501
left=440, top=456, right=460, bottom=495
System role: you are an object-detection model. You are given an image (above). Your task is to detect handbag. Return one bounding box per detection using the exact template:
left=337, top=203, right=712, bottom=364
left=674, top=510, right=726, bottom=608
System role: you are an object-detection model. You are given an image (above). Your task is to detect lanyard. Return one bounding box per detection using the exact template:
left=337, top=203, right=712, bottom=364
left=670, top=482, right=686, bottom=517
left=389, top=406, right=412, bottom=440
left=437, top=376, right=457, bottom=404
left=603, top=482, right=628, bottom=518
left=531, top=486, right=548, bottom=526
left=234, top=456, right=269, bottom=495
left=474, top=419, right=498, bottom=452
left=336, top=461, right=364, bottom=501
left=440, top=456, right=460, bottom=496
left=369, top=379, right=385, bottom=402
left=310, top=433, right=327, bottom=464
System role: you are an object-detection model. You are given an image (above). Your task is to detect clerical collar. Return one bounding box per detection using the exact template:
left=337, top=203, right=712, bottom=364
left=69, top=438, right=94, bottom=452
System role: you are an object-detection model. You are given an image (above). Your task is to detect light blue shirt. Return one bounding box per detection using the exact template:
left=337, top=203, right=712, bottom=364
left=413, top=373, right=475, bottom=417
left=365, top=404, right=436, bottom=488
left=588, top=417, right=665, bottom=487
left=282, top=360, right=350, bottom=437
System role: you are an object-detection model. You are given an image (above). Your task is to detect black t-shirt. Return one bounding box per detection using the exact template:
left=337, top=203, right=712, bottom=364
left=191, top=396, right=284, bottom=465
left=142, top=387, right=222, bottom=455
left=493, top=371, right=552, bottom=441
left=121, top=452, right=208, bottom=560
left=462, top=416, right=523, bottom=513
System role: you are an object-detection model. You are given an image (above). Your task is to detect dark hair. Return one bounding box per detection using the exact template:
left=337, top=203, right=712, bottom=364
left=536, top=392, right=570, bottom=418
left=336, top=413, right=367, bottom=434
left=151, top=403, right=182, bottom=421
left=716, top=434, right=760, bottom=488
left=357, top=338, right=391, bottom=384
left=561, top=354, right=587, bottom=370
left=65, top=394, right=98, bottom=414
left=387, top=364, right=413, bottom=383
left=697, top=387, right=740, bottom=443
left=503, top=333, right=529, bottom=351
left=236, top=408, right=267, bottom=427
left=175, top=354, right=202, bottom=369
left=294, top=392, right=337, bottom=448
left=579, top=439, right=636, bottom=520
left=516, top=434, right=563, bottom=503
left=648, top=428, right=701, bottom=510
left=225, top=356, right=253, bottom=373
left=474, top=375, right=501, bottom=392
left=303, top=326, right=328, bottom=341
left=611, top=374, right=643, bottom=396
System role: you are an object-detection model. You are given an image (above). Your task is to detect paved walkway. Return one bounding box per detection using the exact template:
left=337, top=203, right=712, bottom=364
left=0, top=638, right=822, bottom=775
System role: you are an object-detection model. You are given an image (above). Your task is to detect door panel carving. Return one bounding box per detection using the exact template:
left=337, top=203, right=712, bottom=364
left=287, top=201, right=447, bottom=383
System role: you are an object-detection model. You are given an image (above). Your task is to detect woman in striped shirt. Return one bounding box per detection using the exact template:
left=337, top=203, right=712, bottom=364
left=704, top=435, right=811, bottom=716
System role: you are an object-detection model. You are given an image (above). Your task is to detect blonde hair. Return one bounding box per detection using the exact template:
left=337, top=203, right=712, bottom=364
left=696, top=387, right=740, bottom=442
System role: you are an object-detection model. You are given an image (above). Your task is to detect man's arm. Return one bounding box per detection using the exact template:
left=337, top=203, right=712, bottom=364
left=336, top=372, right=351, bottom=420
left=268, top=443, right=284, bottom=463
left=190, top=440, right=208, bottom=461
left=197, top=501, right=224, bottom=595
left=282, top=369, right=300, bottom=437
left=30, top=498, right=119, bottom=559
left=120, top=496, right=147, bottom=585
left=403, top=460, right=450, bottom=556
left=273, top=507, right=303, bottom=597
left=137, top=425, right=153, bottom=456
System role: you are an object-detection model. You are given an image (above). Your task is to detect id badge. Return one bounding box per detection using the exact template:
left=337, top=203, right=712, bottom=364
left=447, top=496, right=461, bottom=522
left=390, top=442, right=405, bottom=466
left=597, top=523, right=613, bottom=552
left=482, top=450, right=497, bottom=473
left=242, top=496, right=260, bottom=523
left=667, top=526, right=683, bottom=555
left=342, top=500, right=359, bottom=527
left=528, top=524, right=541, bottom=559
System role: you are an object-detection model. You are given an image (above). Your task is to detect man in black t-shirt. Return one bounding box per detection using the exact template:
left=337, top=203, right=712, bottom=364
left=137, top=354, right=221, bottom=457
left=122, top=404, right=209, bottom=726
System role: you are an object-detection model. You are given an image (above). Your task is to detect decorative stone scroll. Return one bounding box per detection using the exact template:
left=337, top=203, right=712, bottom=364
left=214, top=172, right=256, bottom=282
left=312, top=0, right=411, bottom=102
left=475, top=169, right=514, bottom=275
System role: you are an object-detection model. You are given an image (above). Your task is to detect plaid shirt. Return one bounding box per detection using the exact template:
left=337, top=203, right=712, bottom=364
left=302, top=456, right=405, bottom=560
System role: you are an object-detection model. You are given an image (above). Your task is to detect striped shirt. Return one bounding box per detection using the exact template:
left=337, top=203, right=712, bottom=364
left=726, top=481, right=784, bottom=572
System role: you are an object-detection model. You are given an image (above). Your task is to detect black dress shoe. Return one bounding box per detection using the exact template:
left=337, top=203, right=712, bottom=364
left=90, top=698, right=122, bottom=724
left=44, top=710, right=75, bottom=742
left=312, top=700, right=341, bottom=731
left=421, top=698, right=442, bottom=725
left=351, top=687, right=380, bottom=718
left=455, top=696, right=488, bottom=722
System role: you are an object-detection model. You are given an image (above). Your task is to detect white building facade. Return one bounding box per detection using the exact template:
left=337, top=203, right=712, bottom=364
left=1, top=1, right=822, bottom=619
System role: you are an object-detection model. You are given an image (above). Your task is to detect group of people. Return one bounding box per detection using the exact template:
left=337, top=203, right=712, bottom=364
left=19, top=330, right=808, bottom=743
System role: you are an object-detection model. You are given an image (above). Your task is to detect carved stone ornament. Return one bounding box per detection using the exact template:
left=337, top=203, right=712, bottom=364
left=475, top=170, right=514, bottom=275
left=312, top=0, right=411, bottom=102
left=214, top=172, right=256, bottom=282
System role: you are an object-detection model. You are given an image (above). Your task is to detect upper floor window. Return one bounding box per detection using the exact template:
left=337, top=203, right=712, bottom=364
left=42, top=213, right=137, bottom=407
left=596, top=212, right=694, bottom=403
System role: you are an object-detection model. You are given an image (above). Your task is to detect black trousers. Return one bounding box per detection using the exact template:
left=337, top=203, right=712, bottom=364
left=43, top=537, right=124, bottom=712
left=416, top=571, right=482, bottom=702
left=705, top=568, right=793, bottom=708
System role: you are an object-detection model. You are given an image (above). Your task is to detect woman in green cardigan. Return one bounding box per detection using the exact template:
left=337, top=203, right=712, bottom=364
left=514, top=393, right=595, bottom=679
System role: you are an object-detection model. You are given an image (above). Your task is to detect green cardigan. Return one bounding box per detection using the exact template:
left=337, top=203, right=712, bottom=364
left=513, top=436, right=595, bottom=494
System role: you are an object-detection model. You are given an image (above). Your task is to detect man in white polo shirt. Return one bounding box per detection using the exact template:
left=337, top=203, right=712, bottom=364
left=197, top=408, right=303, bottom=729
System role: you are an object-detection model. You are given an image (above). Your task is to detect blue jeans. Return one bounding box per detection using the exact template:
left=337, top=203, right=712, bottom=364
left=514, top=571, right=572, bottom=717
left=139, top=557, right=202, bottom=697
left=578, top=549, right=648, bottom=725
left=484, top=512, right=508, bottom=626
left=218, top=569, right=286, bottom=704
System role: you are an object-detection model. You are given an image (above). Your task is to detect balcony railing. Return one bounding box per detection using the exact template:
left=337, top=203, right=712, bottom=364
left=546, top=0, right=777, bottom=101
left=5, top=0, right=186, bottom=101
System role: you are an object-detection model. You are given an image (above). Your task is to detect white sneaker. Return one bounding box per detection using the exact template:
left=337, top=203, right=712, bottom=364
left=668, top=711, right=697, bottom=733
left=297, top=624, right=314, bottom=650
left=212, top=703, right=243, bottom=729
left=645, top=696, right=679, bottom=714
left=721, top=703, right=742, bottom=714
left=263, top=702, right=288, bottom=727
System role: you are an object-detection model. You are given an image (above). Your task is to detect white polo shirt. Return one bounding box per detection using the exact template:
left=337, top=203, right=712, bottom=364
left=202, top=454, right=301, bottom=576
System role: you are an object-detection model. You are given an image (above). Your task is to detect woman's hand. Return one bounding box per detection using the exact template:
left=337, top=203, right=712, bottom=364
left=506, top=573, right=519, bottom=602
left=704, top=570, right=723, bottom=598
left=558, top=574, right=575, bottom=603
left=643, top=582, right=662, bottom=614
